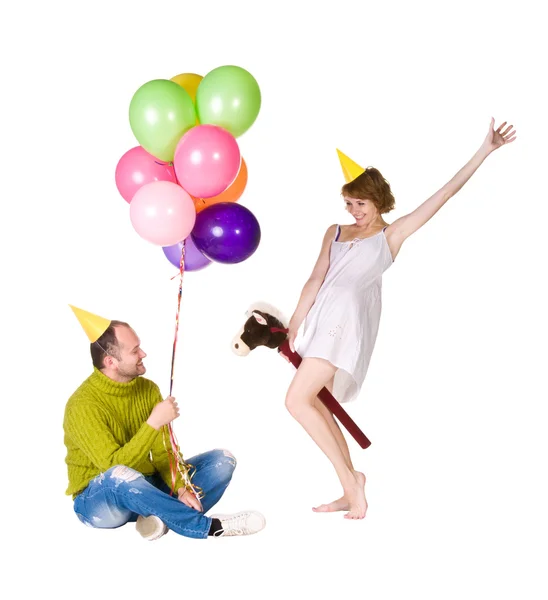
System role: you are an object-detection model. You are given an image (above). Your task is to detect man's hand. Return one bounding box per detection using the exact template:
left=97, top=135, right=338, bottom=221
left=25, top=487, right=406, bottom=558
left=146, top=396, right=179, bottom=430
left=178, top=487, right=203, bottom=512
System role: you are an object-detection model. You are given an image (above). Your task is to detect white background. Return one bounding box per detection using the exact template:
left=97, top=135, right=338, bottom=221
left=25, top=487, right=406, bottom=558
left=2, top=0, right=547, bottom=598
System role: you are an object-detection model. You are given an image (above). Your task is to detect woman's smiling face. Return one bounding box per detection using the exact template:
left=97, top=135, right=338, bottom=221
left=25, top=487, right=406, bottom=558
left=344, top=197, right=378, bottom=224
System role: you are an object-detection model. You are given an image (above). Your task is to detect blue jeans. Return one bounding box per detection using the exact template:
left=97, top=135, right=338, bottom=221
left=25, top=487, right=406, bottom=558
left=73, top=449, right=236, bottom=539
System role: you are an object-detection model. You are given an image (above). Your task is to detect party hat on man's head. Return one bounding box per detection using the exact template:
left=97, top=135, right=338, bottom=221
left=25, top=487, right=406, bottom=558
left=69, top=305, right=111, bottom=343
left=336, top=149, right=365, bottom=183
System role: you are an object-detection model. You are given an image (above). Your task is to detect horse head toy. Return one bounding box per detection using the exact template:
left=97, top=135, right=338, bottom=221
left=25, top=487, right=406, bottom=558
left=231, top=302, right=289, bottom=357
left=231, top=302, right=371, bottom=449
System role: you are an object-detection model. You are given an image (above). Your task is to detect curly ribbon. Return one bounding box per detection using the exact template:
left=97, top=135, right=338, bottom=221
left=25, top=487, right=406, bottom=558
left=162, top=240, right=204, bottom=500
left=169, top=240, right=185, bottom=399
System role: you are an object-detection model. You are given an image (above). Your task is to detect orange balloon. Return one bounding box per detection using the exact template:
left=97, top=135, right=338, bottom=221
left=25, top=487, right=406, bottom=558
left=193, top=158, right=248, bottom=214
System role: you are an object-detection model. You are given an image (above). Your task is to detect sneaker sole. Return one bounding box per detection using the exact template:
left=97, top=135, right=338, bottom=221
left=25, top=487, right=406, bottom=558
left=136, top=515, right=167, bottom=541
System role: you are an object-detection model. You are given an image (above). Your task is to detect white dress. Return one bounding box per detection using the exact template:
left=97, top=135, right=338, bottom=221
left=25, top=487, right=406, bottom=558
left=296, top=225, right=394, bottom=404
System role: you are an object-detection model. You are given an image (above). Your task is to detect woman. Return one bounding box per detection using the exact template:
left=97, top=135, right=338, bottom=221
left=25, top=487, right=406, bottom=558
left=284, top=118, right=516, bottom=520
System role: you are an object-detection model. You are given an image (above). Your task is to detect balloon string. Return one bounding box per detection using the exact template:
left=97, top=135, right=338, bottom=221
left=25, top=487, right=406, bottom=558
left=161, top=424, right=203, bottom=499
left=169, top=242, right=185, bottom=396
left=163, top=241, right=203, bottom=499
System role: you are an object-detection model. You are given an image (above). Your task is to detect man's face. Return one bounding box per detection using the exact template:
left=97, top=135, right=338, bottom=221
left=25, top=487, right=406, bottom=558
left=111, top=325, right=147, bottom=379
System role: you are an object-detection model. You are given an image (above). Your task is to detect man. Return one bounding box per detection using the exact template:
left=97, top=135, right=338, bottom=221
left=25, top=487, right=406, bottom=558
left=64, top=306, right=266, bottom=540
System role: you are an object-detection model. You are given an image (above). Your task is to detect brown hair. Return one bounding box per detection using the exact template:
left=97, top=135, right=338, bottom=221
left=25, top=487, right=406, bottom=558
left=90, top=320, right=130, bottom=369
left=341, top=167, right=395, bottom=214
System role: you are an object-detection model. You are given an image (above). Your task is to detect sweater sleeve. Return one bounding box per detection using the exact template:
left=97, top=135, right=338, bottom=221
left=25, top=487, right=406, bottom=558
left=65, top=401, right=159, bottom=473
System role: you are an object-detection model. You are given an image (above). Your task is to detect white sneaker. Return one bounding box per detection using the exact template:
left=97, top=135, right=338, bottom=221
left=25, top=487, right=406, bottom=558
left=210, top=511, right=266, bottom=537
left=136, top=515, right=168, bottom=541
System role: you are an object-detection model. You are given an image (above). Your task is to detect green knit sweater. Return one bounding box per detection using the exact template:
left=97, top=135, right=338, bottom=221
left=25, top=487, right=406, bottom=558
left=63, top=368, right=183, bottom=498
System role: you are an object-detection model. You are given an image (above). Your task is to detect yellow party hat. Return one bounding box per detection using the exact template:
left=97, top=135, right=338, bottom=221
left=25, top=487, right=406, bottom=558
left=69, top=305, right=111, bottom=343
left=336, top=148, right=365, bottom=183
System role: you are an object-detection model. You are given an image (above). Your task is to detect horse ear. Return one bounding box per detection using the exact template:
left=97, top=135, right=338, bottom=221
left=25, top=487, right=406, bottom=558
left=251, top=311, right=268, bottom=326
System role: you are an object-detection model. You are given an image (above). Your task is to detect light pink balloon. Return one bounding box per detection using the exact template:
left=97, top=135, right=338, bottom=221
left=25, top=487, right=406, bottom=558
left=115, top=146, right=177, bottom=203
left=173, top=124, right=241, bottom=198
left=129, top=181, right=196, bottom=246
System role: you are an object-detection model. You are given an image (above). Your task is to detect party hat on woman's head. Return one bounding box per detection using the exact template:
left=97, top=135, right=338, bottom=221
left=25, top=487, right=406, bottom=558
left=69, top=305, right=111, bottom=343
left=336, top=149, right=365, bottom=183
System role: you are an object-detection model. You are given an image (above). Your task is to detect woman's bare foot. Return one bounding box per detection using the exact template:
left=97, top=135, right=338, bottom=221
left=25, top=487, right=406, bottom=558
left=343, top=471, right=367, bottom=519
left=312, top=472, right=366, bottom=514
left=312, top=496, right=349, bottom=512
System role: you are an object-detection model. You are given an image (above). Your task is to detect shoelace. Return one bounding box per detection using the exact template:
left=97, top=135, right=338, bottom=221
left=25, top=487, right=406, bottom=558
left=214, top=527, right=244, bottom=537
left=215, top=514, right=250, bottom=536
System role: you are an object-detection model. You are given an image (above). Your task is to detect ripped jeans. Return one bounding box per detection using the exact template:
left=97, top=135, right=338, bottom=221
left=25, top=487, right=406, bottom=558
left=73, top=449, right=236, bottom=539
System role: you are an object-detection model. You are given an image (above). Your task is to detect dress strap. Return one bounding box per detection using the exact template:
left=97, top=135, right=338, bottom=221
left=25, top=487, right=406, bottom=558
left=335, top=225, right=341, bottom=241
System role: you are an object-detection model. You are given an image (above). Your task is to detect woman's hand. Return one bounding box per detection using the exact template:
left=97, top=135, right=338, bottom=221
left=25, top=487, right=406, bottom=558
left=286, top=322, right=299, bottom=353
left=482, top=117, right=517, bottom=154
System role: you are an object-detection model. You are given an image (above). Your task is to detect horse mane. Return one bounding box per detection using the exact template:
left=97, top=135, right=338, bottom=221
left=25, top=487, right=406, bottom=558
left=245, top=300, right=289, bottom=328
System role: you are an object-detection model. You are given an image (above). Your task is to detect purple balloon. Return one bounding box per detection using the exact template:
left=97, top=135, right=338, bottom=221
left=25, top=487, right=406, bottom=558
left=191, top=202, right=261, bottom=264
left=162, top=235, right=212, bottom=271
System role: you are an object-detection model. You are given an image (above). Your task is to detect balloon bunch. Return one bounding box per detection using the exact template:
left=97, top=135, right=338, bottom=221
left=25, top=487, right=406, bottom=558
left=115, top=65, right=262, bottom=271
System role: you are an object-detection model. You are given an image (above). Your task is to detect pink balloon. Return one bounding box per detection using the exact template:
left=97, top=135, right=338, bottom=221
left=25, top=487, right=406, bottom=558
left=129, top=181, right=196, bottom=246
left=173, top=124, right=241, bottom=198
left=115, top=146, right=177, bottom=203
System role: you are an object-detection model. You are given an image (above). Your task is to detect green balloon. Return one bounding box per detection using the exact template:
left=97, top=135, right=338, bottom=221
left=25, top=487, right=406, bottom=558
left=129, top=79, right=196, bottom=162
left=196, top=66, right=261, bottom=138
